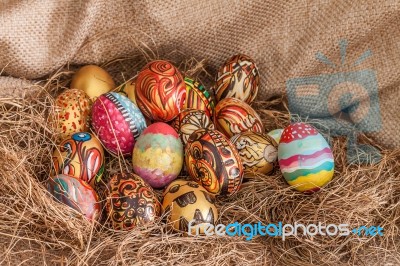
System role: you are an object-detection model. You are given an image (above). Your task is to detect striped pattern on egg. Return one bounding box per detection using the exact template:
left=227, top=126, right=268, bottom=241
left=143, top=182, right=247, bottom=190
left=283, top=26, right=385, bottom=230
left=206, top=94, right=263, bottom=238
left=278, top=123, right=334, bottom=193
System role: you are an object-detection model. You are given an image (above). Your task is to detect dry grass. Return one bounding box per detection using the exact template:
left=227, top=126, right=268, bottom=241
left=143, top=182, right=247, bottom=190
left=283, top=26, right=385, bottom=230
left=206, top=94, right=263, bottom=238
left=0, top=55, right=399, bottom=265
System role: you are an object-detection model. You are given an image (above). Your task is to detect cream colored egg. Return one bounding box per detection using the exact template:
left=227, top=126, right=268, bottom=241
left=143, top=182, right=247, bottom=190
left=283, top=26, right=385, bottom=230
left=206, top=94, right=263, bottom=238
left=71, top=65, right=115, bottom=99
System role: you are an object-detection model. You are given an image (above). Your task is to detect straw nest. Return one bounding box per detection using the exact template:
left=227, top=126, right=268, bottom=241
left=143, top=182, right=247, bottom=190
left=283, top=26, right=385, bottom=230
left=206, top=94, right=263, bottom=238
left=0, top=53, right=399, bottom=265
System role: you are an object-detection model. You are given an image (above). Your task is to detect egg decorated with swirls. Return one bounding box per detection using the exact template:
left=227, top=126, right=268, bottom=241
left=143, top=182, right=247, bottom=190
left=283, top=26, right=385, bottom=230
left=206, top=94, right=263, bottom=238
left=267, top=128, right=284, bottom=144
left=47, top=174, right=101, bottom=221
left=135, top=60, right=186, bottom=122
left=53, top=89, right=91, bottom=141
left=231, top=131, right=278, bottom=174
left=91, top=92, right=147, bottom=156
left=171, top=109, right=215, bottom=146
left=105, top=173, right=160, bottom=230
left=184, top=77, right=215, bottom=117
left=214, top=54, right=259, bottom=104
left=71, top=65, right=115, bottom=100
left=52, top=132, right=105, bottom=189
left=214, top=97, right=264, bottom=138
left=162, top=180, right=218, bottom=234
left=132, top=122, right=183, bottom=188
left=278, top=123, right=335, bottom=194
left=185, top=128, right=243, bottom=196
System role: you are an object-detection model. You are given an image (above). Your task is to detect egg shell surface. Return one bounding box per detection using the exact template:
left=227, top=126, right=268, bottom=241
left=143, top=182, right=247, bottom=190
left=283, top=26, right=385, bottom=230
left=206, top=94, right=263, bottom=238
left=185, top=128, right=243, bottom=196
left=135, top=60, right=186, bottom=122
left=132, top=122, right=183, bottom=188
left=162, top=180, right=218, bottom=234
left=278, top=122, right=334, bottom=193
left=91, top=92, right=147, bottom=156
left=214, top=97, right=264, bottom=138
left=52, top=132, right=105, bottom=189
left=231, top=131, right=277, bottom=174
left=54, top=89, right=91, bottom=140
left=215, top=54, right=259, bottom=104
left=105, top=172, right=160, bottom=230
left=47, top=174, right=101, bottom=221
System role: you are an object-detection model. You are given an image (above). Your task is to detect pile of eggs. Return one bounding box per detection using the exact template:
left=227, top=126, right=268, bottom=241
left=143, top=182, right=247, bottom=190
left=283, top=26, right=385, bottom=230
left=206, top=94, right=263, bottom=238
left=48, top=56, right=334, bottom=232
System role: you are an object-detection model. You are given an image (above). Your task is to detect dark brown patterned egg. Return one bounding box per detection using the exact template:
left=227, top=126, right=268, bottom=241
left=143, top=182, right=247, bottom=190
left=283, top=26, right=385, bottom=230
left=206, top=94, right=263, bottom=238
left=105, top=173, right=160, bottom=230
left=185, top=128, right=244, bottom=196
left=162, top=180, right=218, bottom=234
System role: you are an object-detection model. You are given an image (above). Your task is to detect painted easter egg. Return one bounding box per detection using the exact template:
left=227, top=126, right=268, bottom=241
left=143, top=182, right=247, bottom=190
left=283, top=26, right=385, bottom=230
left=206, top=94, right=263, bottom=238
left=91, top=92, right=147, bottom=156
left=267, top=129, right=284, bottom=144
left=132, top=122, right=183, bottom=188
left=184, top=77, right=215, bottom=117
left=105, top=173, right=160, bottom=230
left=71, top=65, right=115, bottom=100
left=214, top=97, right=264, bottom=138
left=53, top=89, right=91, bottom=141
left=47, top=174, right=101, bottom=221
left=113, top=79, right=137, bottom=105
left=231, top=131, right=278, bottom=174
left=215, top=54, right=259, bottom=104
left=135, top=60, right=186, bottom=122
left=162, top=180, right=218, bottom=234
left=52, top=132, right=105, bottom=189
left=278, top=123, right=334, bottom=193
left=185, top=128, right=243, bottom=196
left=171, top=109, right=215, bottom=146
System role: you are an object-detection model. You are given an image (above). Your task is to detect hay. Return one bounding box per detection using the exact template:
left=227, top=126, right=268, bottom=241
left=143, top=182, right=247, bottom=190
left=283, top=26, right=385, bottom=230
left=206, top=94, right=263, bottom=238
left=0, top=55, right=399, bottom=266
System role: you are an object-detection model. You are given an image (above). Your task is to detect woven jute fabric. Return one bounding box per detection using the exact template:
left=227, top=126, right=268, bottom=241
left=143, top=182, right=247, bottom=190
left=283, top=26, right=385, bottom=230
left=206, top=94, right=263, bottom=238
left=0, top=1, right=399, bottom=264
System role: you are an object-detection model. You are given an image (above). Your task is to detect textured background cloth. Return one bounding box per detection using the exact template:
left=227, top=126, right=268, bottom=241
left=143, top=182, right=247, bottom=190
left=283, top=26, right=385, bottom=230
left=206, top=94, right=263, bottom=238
left=0, top=0, right=399, bottom=148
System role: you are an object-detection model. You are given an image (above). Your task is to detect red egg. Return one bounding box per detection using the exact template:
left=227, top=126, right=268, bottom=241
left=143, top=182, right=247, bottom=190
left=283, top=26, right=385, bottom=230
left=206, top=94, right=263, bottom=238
left=135, top=60, right=186, bottom=122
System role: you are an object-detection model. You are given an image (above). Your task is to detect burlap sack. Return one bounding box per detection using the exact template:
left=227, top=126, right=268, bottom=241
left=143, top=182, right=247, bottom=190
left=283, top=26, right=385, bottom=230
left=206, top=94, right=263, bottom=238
left=0, top=0, right=399, bottom=150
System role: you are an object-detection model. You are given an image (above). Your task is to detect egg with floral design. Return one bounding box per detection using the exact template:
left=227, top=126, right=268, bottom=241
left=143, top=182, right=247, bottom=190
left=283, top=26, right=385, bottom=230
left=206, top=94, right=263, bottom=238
left=171, top=109, right=214, bottom=145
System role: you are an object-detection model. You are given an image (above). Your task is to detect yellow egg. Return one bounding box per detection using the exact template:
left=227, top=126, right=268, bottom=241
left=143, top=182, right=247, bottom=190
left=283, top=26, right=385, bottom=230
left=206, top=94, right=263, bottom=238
left=53, top=89, right=91, bottom=140
left=113, top=79, right=137, bottom=105
left=162, top=180, right=218, bottom=235
left=71, top=65, right=115, bottom=99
